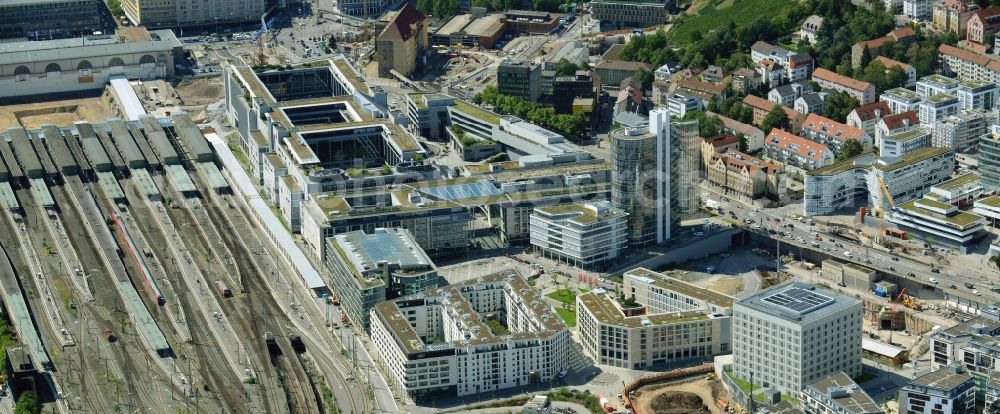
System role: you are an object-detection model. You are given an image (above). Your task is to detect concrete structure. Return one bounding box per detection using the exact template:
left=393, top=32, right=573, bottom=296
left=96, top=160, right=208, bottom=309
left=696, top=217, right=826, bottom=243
left=898, top=365, right=975, bottom=414
left=324, top=228, right=440, bottom=332
left=801, top=372, right=883, bottom=414
left=121, top=0, right=265, bottom=26
left=430, top=13, right=506, bottom=49
left=577, top=268, right=733, bottom=369
left=0, top=0, right=101, bottom=39
left=763, top=129, right=834, bottom=171
left=590, top=0, right=673, bottom=29
left=370, top=270, right=570, bottom=401
left=0, top=28, right=181, bottom=99
left=498, top=61, right=541, bottom=101
left=932, top=0, right=981, bottom=38
left=376, top=4, right=428, bottom=78
left=813, top=68, right=876, bottom=104
left=821, top=260, right=877, bottom=292
left=503, top=10, right=560, bottom=34
left=732, top=281, right=862, bottom=395
left=881, top=88, right=922, bottom=115
left=522, top=395, right=551, bottom=414
left=933, top=111, right=987, bottom=152
left=981, top=126, right=1000, bottom=191
left=802, top=113, right=872, bottom=153
left=529, top=201, right=627, bottom=269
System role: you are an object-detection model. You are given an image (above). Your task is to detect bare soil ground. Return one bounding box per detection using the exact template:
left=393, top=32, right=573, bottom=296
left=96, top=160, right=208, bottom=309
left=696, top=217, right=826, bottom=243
left=701, top=275, right=745, bottom=296
left=1, top=97, right=112, bottom=130
left=174, top=77, right=225, bottom=106
left=635, top=378, right=726, bottom=414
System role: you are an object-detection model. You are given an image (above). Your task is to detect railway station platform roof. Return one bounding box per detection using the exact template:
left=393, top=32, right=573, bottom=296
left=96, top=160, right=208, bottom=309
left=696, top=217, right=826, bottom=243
left=28, top=178, right=54, bottom=208
left=96, top=171, right=126, bottom=202
left=0, top=182, right=17, bottom=211
left=165, top=165, right=196, bottom=195
left=131, top=168, right=160, bottom=198
left=118, top=281, right=170, bottom=353
left=197, top=162, right=229, bottom=191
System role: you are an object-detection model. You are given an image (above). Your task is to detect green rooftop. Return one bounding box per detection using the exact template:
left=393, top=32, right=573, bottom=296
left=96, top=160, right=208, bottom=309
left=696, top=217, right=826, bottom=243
left=926, top=93, right=957, bottom=104
left=578, top=291, right=710, bottom=328
left=884, top=128, right=930, bottom=142
left=897, top=199, right=983, bottom=228
left=934, top=173, right=978, bottom=191
left=536, top=202, right=626, bottom=225
left=960, top=79, right=993, bottom=89
left=452, top=100, right=501, bottom=124
left=806, top=153, right=875, bottom=176
left=883, top=87, right=920, bottom=101
left=921, top=74, right=959, bottom=87
left=872, top=147, right=952, bottom=172
left=915, top=197, right=953, bottom=211
left=978, top=195, right=1000, bottom=209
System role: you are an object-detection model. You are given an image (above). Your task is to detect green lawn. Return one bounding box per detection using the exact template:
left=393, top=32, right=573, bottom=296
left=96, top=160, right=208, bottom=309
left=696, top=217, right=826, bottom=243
left=555, top=308, right=577, bottom=327
left=669, top=0, right=798, bottom=45
left=725, top=370, right=799, bottom=404
left=546, top=289, right=578, bottom=306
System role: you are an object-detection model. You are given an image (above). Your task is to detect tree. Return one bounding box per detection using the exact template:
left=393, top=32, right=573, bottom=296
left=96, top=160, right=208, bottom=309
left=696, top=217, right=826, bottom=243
left=823, top=91, right=860, bottom=123
left=14, top=391, right=40, bottom=414
left=992, top=255, right=1000, bottom=273
left=859, top=45, right=872, bottom=69
left=533, top=0, right=561, bottom=12
left=836, top=139, right=864, bottom=162
left=553, top=58, right=580, bottom=77
left=760, top=105, right=791, bottom=133
left=635, top=68, right=654, bottom=91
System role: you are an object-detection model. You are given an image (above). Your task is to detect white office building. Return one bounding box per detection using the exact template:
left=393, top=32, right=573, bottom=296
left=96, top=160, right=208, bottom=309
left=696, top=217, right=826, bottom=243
left=881, top=128, right=932, bottom=157
left=899, top=365, right=975, bottom=414
left=881, top=88, right=923, bottom=115
left=916, top=74, right=960, bottom=99
left=733, top=282, right=862, bottom=395
left=904, top=0, right=933, bottom=20
left=868, top=147, right=955, bottom=213
left=933, top=111, right=987, bottom=152
left=957, top=80, right=999, bottom=111
left=577, top=268, right=733, bottom=369
left=888, top=197, right=986, bottom=253
left=919, top=94, right=960, bottom=125
left=529, top=201, right=628, bottom=269
left=370, top=270, right=570, bottom=402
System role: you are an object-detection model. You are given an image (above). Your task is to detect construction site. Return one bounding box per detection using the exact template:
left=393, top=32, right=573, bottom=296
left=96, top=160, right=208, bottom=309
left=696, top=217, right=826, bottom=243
left=0, top=112, right=362, bottom=413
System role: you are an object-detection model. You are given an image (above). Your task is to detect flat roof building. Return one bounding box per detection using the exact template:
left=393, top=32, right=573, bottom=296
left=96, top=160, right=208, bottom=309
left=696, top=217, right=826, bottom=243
left=899, top=365, right=975, bottom=414
left=0, top=0, right=101, bottom=39
left=591, top=0, right=674, bottom=29
left=370, top=270, right=570, bottom=402
left=529, top=201, right=627, bottom=269
left=733, top=281, right=862, bottom=395
left=801, top=372, right=883, bottom=414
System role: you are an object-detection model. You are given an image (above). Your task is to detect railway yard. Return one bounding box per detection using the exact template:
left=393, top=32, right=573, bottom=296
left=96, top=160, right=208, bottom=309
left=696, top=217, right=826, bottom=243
left=0, top=115, right=360, bottom=413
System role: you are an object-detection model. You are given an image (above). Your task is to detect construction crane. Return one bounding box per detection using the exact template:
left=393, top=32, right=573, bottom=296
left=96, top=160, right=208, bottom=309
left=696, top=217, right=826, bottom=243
left=875, top=175, right=896, bottom=244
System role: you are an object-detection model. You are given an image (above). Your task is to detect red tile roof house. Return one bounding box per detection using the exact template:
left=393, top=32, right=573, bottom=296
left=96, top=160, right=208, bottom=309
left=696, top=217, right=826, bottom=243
left=707, top=151, right=784, bottom=199
left=875, top=111, right=919, bottom=148
left=873, top=56, right=917, bottom=87
left=801, top=113, right=872, bottom=154
left=706, top=110, right=767, bottom=152
left=846, top=101, right=892, bottom=141
left=742, top=95, right=807, bottom=133
left=967, top=7, right=1000, bottom=45
left=850, top=26, right=916, bottom=68
left=812, top=68, right=877, bottom=104
left=700, top=133, right=741, bottom=171
left=764, top=128, right=834, bottom=171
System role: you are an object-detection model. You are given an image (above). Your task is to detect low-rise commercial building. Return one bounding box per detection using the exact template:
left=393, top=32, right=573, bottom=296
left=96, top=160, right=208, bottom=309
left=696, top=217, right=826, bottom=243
left=899, top=365, right=975, bottom=414
left=801, top=372, right=883, bottom=414
left=504, top=10, right=561, bottom=34
left=733, top=281, right=862, bottom=395
left=590, top=0, right=673, bottom=29
left=324, top=228, right=440, bottom=332
left=813, top=68, right=876, bottom=104
left=577, top=268, right=733, bottom=369
left=370, top=270, right=570, bottom=401
left=529, top=201, right=627, bottom=269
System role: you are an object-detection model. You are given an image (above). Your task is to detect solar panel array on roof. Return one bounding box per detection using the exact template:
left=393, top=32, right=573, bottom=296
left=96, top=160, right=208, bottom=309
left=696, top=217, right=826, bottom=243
left=762, top=288, right=834, bottom=315
left=0, top=138, right=19, bottom=179
left=171, top=114, right=214, bottom=162
left=7, top=128, right=43, bottom=178
left=62, top=128, right=91, bottom=173
left=420, top=181, right=503, bottom=200
left=40, top=126, right=79, bottom=176
left=81, top=137, right=113, bottom=172
left=127, top=121, right=160, bottom=168
left=139, top=117, right=179, bottom=165
left=94, top=127, right=125, bottom=171
left=106, top=120, right=146, bottom=169
left=28, top=132, right=56, bottom=176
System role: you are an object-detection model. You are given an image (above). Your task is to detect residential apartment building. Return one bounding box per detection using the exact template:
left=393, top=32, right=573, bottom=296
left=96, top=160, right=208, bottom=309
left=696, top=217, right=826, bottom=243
left=800, top=15, right=824, bottom=44
left=324, top=228, right=440, bottom=332
left=498, top=61, right=541, bottom=101
left=847, top=101, right=893, bottom=141
left=875, top=56, right=917, bottom=88
left=529, top=201, right=628, bottom=269
left=707, top=150, right=783, bottom=199
left=769, top=83, right=813, bottom=108
left=918, top=94, right=960, bottom=124
left=743, top=95, right=807, bottom=133
left=577, top=268, right=733, bottom=369
left=764, top=129, right=834, bottom=171
left=899, top=365, right=976, bottom=414
left=706, top=111, right=767, bottom=152
left=876, top=111, right=920, bottom=147
left=904, top=0, right=933, bottom=20
left=982, top=126, right=1000, bottom=191
left=851, top=27, right=917, bottom=68
left=933, top=111, right=987, bottom=152
left=932, top=0, right=981, bottom=38
left=794, top=93, right=825, bottom=116
left=957, top=79, right=999, bottom=111
left=590, top=0, right=673, bottom=29
left=881, top=128, right=932, bottom=157
left=700, top=133, right=741, bottom=170
left=917, top=74, right=960, bottom=99
left=732, top=282, right=863, bottom=395
left=881, top=88, right=923, bottom=115
left=801, top=372, right=883, bottom=414
left=968, top=7, right=1000, bottom=44
left=801, top=113, right=873, bottom=153
left=938, top=44, right=1000, bottom=84
left=595, top=60, right=651, bottom=90
left=376, top=4, right=429, bottom=78
left=370, top=271, right=570, bottom=401
left=749, top=41, right=814, bottom=83
left=813, top=68, right=876, bottom=104
left=610, top=109, right=697, bottom=246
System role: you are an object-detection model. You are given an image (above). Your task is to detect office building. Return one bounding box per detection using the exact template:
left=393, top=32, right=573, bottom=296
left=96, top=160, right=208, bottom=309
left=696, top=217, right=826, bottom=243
left=591, top=0, right=673, bottom=29
left=880, top=88, right=922, bottom=115
left=925, top=173, right=982, bottom=206
left=376, top=4, right=429, bottom=78
left=957, top=79, right=999, bottom=111
left=732, top=282, right=863, bottom=395
left=981, top=126, right=1000, bottom=191
left=881, top=128, right=932, bottom=157
left=498, top=61, right=541, bottom=101
left=918, top=94, right=959, bottom=124
left=610, top=109, right=697, bottom=246
left=577, top=268, right=733, bottom=369
left=933, top=111, right=987, bottom=152
left=904, top=0, right=933, bottom=20
left=503, top=10, right=561, bottom=34
left=917, top=74, right=960, bottom=99
left=802, top=113, right=873, bottom=153
left=803, top=155, right=873, bottom=216
left=813, top=68, right=876, bottom=104
left=801, top=372, right=883, bottom=414
left=324, top=228, right=440, bottom=331
left=868, top=147, right=956, bottom=212
left=406, top=93, right=454, bottom=140
left=888, top=197, right=986, bottom=252
left=529, top=201, right=628, bottom=269
left=899, top=365, right=975, bottom=414
left=0, top=28, right=182, bottom=99
left=763, top=129, right=834, bottom=171
left=370, top=270, right=570, bottom=401
left=552, top=71, right=594, bottom=114
left=0, top=0, right=101, bottom=39
left=932, top=0, right=980, bottom=37
left=121, top=0, right=266, bottom=26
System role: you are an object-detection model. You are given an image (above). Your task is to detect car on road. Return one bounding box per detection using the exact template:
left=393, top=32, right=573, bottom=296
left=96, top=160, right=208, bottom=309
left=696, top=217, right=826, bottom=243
left=931, top=268, right=940, bottom=273
left=887, top=266, right=894, bottom=271
left=949, top=284, right=957, bottom=289
left=966, top=282, right=975, bottom=289
left=843, top=251, right=852, bottom=257
left=907, top=272, right=915, bottom=277
left=974, top=290, right=982, bottom=296
left=891, top=257, right=899, bottom=261
left=929, top=277, right=938, bottom=284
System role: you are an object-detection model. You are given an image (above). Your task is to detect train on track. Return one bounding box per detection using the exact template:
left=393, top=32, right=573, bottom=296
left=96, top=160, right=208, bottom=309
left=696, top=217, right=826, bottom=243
left=112, top=213, right=166, bottom=306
